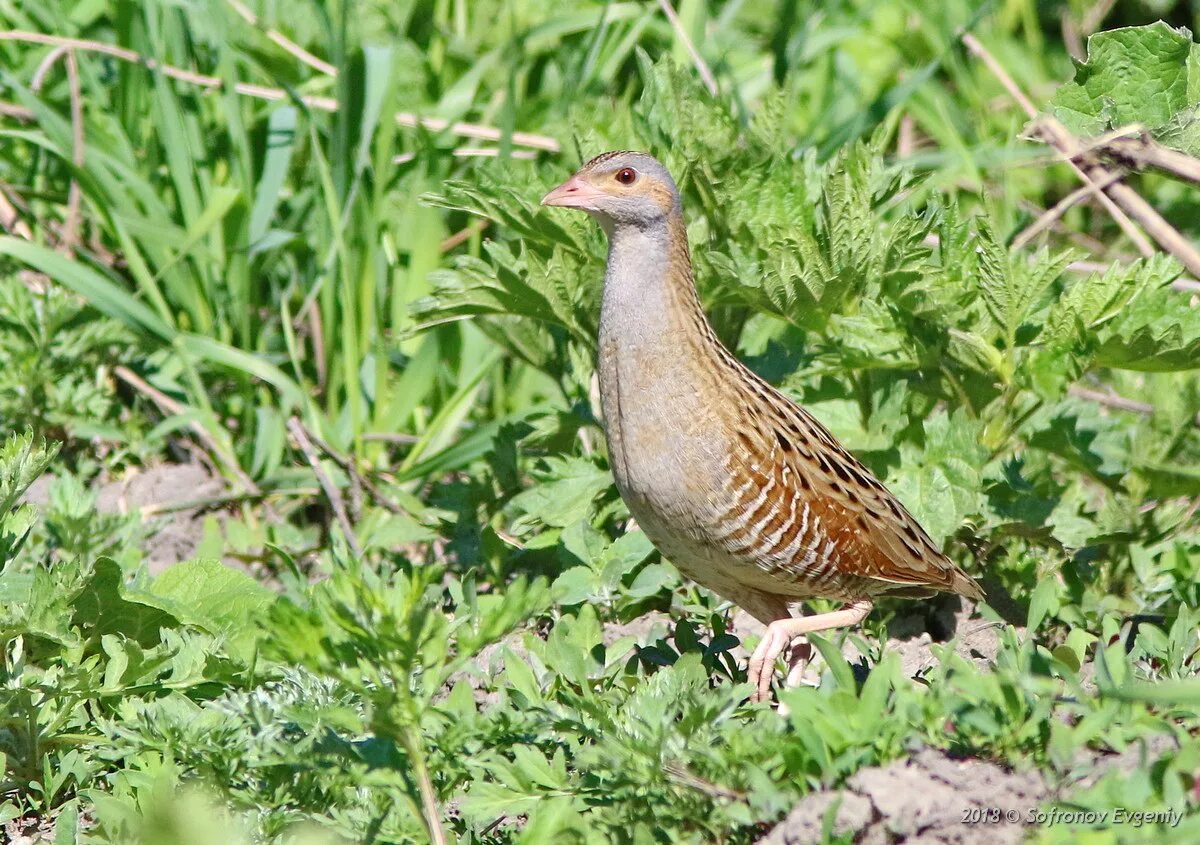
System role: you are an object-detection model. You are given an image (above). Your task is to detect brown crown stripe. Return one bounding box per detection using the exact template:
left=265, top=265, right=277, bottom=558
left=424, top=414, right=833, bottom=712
left=582, top=150, right=641, bottom=170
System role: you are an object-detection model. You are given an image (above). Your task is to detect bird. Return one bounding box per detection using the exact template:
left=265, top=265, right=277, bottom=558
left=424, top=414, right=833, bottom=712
left=541, top=151, right=984, bottom=702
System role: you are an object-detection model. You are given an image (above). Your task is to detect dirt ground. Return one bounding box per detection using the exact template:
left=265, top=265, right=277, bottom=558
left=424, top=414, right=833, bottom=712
left=95, top=462, right=223, bottom=573
left=24, top=461, right=221, bottom=574
left=758, top=747, right=1047, bottom=845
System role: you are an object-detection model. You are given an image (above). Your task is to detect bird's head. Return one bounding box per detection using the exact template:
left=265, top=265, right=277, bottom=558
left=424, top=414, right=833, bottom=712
left=541, top=151, right=680, bottom=232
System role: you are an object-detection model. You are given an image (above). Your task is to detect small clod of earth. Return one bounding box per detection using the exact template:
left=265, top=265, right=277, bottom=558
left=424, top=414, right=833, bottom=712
left=758, top=748, right=1048, bottom=845
left=25, top=461, right=225, bottom=574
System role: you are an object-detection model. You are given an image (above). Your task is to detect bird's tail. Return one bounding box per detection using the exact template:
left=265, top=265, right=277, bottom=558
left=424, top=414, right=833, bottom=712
left=950, top=568, right=985, bottom=602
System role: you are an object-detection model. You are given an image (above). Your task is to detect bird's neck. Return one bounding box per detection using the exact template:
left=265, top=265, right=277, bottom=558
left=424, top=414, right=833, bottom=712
left=596, top=211, right=728, bottom=500
left=598, top=213, right=709, bottom=349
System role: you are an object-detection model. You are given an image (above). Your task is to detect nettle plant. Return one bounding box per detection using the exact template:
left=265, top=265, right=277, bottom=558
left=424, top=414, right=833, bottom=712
left=421, top=57, right=1200, bottom=627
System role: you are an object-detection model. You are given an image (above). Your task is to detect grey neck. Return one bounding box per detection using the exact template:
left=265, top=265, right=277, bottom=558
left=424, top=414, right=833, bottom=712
left=598, top=216, right=702, bottom=348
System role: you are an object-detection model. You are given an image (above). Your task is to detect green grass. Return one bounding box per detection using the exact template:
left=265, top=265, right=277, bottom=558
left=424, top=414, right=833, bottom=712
left=1, top=1, right=1199, bottom=843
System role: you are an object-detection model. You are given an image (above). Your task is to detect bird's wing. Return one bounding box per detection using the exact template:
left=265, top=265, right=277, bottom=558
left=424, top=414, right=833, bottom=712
left=718, top=383, right=982, bottom=600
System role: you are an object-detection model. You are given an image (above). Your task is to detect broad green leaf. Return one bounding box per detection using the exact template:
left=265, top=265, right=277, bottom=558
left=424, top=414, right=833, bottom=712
left=148, top=559, right=275, bottom=646
left=626, top=562, right=675, bottom=597
left=70, top=558, right=182, bottom=647
left=1047, top=23, right=1200, bottom=153
left=598, top=530, right=656, bottom=585
left=552, top=565, right=597, bottom=605
left=886, top=411, right=986, bottom=545
left=508, top=457, right=612, bottom=529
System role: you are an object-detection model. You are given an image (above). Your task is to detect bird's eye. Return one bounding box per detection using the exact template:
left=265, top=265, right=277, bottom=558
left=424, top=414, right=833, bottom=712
left=614, top=167, right=637, bottom=185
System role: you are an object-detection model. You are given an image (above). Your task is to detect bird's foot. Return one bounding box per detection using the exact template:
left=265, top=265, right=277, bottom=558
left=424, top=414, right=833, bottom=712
left=746, top=601, right=873, bottom=705
left=748, top=621, right=804, bottom=702
left=748, top=631, right=813, bottom=705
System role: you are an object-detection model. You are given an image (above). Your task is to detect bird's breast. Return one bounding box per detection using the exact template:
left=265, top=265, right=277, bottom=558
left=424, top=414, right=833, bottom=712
left=596, top=330, right=729, bottom=527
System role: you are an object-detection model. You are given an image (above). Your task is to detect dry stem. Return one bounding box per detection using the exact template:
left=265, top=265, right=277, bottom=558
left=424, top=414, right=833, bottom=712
left=656, top=0, right=718, bottom=96
left=28, top=44, right=85, bottom=252
left=1012, top=169, right=1126, bottom=249
left=63, top=50, right=84, bottom=251
left=294, top=418, right=404, bottom=516
left=223, top=0, right=336, bottom=77
left=114, top=365, right=257, bottom=494
left=0, top=30, right=560, bottom=152
left=287, top=416, right=363, bottom=558
left=965, top=31, right=1200, bottom=280
left=961, top=31, right=1155, bottom=258
left=1070, top=384, right=1200, bottom=427
left=440, top=219, right=490, bottom=252
left=1097, top=135, right=1200, bottom=186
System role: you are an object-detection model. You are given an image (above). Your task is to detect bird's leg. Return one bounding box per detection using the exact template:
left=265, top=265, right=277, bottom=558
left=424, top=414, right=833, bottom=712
left=783, top=640, right=814, bottom=689
left=776, top=641, right=816, bottom=718
left=748, top=600, right=873, bottom=703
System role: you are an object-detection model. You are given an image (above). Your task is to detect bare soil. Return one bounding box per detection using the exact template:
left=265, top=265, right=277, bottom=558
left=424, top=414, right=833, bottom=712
left=95, top=462, right=223, bottom=573
left=758, top=748, right=1047, bottom=845
left=24, top=461, right=224, bottom=574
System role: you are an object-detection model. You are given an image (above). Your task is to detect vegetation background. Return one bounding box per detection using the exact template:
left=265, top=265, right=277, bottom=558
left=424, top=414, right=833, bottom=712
left=1, top=0, right=1199, bottom=842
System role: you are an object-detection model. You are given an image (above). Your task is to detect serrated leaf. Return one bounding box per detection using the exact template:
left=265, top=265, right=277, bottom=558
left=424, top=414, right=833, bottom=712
left=508, top=457, right=612, bottom=529
left=1094, top=286, right=1200, bottom=370
left=975, top=220, right=1073, bottom=344
left=886, top=411, right=987, bottom=545
left=460, top=781, right=543, bottom=822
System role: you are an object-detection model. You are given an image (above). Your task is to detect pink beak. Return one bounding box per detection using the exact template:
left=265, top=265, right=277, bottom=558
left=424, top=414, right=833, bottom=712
left=541, top=175, right=606, bottom=210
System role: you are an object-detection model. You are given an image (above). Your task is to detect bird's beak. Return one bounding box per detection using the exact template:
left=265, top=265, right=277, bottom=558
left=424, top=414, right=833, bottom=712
left=541, top=175, right=605, bottom=210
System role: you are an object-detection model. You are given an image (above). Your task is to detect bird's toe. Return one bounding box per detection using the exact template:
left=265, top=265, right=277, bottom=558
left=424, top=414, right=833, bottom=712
left=748, top=623, right=794, bottom=702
